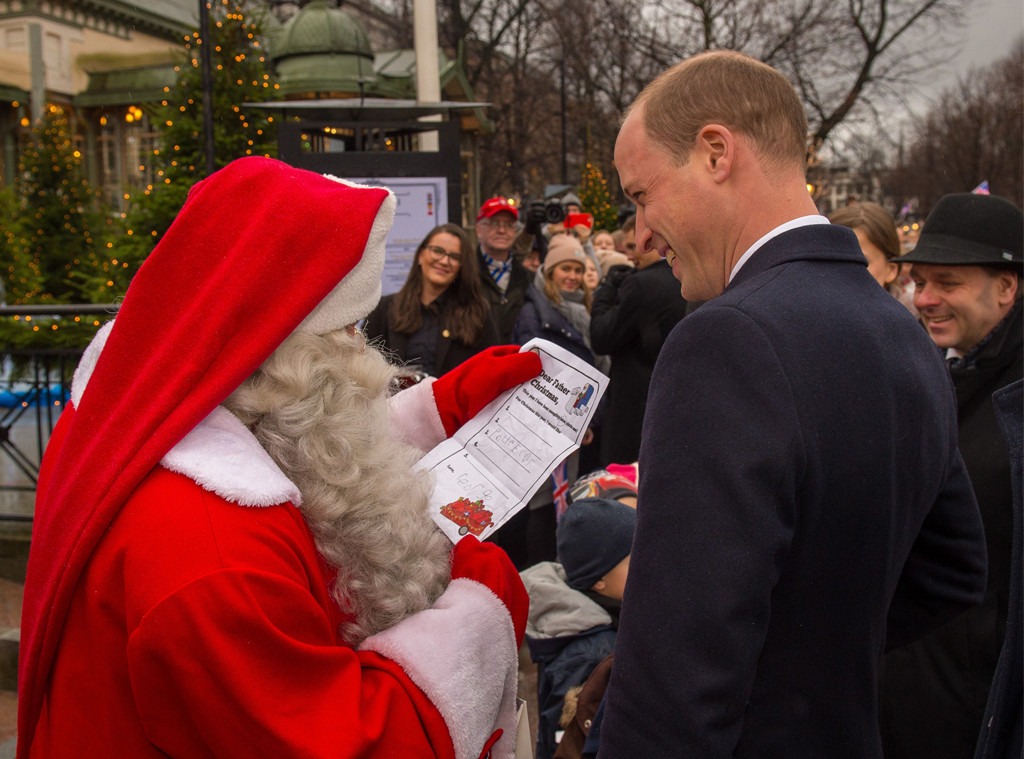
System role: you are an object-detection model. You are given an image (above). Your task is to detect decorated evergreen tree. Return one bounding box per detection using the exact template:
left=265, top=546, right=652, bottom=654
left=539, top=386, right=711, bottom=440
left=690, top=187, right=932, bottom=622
left=0, top=185, right=24, bottom=303
left=3, top=104, right=119, bottom=305
left=114, top=0, right=280, bottom=269
left=579, top=162, right=618, bottom=232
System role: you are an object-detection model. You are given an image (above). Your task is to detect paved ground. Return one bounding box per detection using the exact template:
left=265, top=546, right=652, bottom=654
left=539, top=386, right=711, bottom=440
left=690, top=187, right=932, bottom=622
left=520, top=643, right=540, bottom=749
left=0, top=577, right=20, bottom=755
left=0, top=705, right=14, bottom=758
left=0, top=405, right=45, bottom=755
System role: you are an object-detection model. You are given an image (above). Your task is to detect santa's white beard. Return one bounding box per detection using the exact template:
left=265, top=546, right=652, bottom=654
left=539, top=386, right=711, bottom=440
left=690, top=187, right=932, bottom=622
left=223, top=329, right=451, bottom=645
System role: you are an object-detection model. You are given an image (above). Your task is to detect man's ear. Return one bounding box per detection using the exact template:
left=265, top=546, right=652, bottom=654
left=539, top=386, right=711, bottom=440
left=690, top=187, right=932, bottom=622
left=996, top=270, right=1020, bottom=305
left=591, top=578, right=607, bottom=593
left=695, top=124, right=734, bottom=183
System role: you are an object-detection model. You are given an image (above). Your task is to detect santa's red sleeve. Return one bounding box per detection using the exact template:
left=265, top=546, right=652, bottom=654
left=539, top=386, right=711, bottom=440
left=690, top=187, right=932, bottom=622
left=126, top=556, right=517, bottom=759
left=35, top=459, right=517, bottom=759
left=25, top=326, right=519, bottom=758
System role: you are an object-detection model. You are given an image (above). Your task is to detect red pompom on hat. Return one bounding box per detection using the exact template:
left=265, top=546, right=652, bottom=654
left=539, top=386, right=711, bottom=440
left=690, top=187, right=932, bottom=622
left=18, top=156, right=395, bottom=751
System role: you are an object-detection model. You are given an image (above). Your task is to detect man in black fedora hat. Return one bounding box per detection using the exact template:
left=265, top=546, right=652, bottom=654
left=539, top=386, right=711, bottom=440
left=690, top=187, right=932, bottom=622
left=880, top=192, right=1023, bottom=759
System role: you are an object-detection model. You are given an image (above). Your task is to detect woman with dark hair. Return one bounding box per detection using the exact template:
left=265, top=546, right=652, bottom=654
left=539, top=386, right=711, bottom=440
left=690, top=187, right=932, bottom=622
left=364, top=223, right=499, bottom=377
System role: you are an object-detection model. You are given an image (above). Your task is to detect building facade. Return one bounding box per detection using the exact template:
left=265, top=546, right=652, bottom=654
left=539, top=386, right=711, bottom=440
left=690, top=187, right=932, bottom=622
left=0, top=0, right=192, bottom=196
left=0, top=0, right=488, bottom=213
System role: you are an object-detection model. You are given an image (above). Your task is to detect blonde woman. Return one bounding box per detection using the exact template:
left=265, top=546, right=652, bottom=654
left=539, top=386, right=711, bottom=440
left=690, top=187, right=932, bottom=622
left=514, top=234, right=597, bottom=365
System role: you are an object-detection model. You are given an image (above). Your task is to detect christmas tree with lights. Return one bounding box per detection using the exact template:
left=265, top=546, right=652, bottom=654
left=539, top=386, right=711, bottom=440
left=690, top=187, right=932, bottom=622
left=2, top=104, right=119, bottom=305
left=0, top=105, right=121, bottom=349
left=579, top=162, right=619, bottom=232
left=114, top=0, right=281, bottom=268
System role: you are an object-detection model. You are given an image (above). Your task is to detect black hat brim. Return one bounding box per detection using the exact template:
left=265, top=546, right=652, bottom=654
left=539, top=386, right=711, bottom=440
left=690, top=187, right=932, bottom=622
left=895, top=233, right=1022, bottom=269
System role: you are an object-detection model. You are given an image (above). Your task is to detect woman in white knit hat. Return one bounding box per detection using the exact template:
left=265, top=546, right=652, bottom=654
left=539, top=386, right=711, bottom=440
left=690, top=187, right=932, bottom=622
left=513, top=233, right=599, bottom=366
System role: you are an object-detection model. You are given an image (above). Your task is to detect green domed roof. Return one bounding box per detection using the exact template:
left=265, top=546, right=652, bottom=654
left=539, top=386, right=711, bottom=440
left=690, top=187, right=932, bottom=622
left=271, top=0, right=373, bottom=59
left=270, top=0, right=377, bottom=95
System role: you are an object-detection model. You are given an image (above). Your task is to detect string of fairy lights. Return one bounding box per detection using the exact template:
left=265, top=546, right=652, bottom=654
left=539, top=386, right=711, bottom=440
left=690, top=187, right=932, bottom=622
left=5, top=0, right=627, bottom=350
left=4, top=103, right=119, bottom=305
left=579, top=162, right=619, bottom=231
left=119, top=0, right=279, bottom=229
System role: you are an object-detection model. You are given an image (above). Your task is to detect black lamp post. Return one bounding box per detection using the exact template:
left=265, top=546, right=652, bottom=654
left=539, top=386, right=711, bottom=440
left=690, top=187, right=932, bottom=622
left=199, top=0, right=216, bottom=174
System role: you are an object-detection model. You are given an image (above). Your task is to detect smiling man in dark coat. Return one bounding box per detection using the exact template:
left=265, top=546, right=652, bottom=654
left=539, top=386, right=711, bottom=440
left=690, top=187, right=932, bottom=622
left=880, top=193, right=1023, bottom=759
left=599, top=50, right=988, bottom=758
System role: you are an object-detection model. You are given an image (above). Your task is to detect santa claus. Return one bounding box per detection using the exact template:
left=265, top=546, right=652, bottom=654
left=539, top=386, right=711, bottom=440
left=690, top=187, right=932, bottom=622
left=18, top=157, right=540, bottom=758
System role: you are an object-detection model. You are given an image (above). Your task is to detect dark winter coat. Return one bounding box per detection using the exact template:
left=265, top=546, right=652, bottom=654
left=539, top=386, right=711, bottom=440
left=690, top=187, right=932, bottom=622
left=477, top=248, right=532, bottom=343
left=363, top=292, right=500, bottom=377
left=521, top=562, right=617, bottom=759
left=589, top=260, right=688, bottom=465
left=600, top=223, right=988, bottom=758
left=881, top=303, right=1023, bottom=759
left=975, top=378, right=1023, bottom=759
left=513, top=285, right=595, bottom=366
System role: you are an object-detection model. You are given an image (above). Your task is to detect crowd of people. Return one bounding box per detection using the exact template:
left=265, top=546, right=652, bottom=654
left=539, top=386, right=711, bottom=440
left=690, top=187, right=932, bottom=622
left=15, top=49, right=1022, bottom=759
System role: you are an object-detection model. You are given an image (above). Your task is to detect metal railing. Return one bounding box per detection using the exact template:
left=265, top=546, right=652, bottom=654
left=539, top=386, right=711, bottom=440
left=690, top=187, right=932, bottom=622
left=0, top=305, right=119, bottom=522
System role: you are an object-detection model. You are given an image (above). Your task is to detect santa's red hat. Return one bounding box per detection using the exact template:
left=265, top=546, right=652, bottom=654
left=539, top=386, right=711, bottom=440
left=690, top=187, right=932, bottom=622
left=18, top=157, right=395, bottom=748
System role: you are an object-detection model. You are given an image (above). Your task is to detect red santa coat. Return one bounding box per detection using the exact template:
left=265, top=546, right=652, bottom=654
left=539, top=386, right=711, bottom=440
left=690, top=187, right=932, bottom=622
left=28, top=364, right=517, bottom=758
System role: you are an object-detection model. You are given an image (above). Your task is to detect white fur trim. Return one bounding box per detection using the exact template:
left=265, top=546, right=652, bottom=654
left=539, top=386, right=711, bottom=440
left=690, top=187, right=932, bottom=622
left=70, top=320, right=114, bottom=408
left=360, top=578, right=520, bottom=759
left=70, top=321, right=302, bottom=508
left=160, top=406, right=302, bottom=507
left=298, top=177, right=396, bottom=335
left=387, top=378, right=447, bottom=454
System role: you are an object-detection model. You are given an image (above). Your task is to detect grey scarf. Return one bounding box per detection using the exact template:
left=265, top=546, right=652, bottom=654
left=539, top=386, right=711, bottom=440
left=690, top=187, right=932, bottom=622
left=535, top=270, right=592, bottom=346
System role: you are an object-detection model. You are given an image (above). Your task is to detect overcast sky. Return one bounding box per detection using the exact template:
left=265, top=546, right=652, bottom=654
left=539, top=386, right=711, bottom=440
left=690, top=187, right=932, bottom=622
left=874, top=0, right=1022, bottom=140
left=823, top=0, right=1020, bottom=160
left=924, top=0, right=1022, bottom=100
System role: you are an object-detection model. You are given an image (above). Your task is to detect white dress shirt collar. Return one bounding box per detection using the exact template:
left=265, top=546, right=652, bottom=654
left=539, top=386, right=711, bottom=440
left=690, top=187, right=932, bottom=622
left=729, top=215, right=830, bottom=284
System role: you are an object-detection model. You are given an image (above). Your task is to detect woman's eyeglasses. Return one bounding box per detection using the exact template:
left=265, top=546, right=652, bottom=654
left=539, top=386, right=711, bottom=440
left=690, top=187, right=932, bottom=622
left=424, top=245, right=463, bottom=265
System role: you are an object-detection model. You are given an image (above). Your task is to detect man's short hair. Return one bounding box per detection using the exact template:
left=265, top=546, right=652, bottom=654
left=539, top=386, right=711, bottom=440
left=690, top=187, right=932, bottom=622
left=632, top=50, right=808, bottom=173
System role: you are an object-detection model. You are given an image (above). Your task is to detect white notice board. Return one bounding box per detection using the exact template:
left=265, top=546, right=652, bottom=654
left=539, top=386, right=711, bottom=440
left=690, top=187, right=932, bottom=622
left=353, top=176, right=449, bottom=295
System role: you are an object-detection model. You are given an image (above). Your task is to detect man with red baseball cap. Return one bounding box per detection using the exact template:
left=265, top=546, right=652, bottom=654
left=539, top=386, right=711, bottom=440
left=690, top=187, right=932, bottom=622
left=18, top=157, right=541, bottom=758
left=475, top=197, right=532, bottom=342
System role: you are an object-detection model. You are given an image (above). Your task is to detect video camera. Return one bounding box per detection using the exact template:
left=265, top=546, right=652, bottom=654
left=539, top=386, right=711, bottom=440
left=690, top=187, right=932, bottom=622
left=523, top=200, right=566, bottom=236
